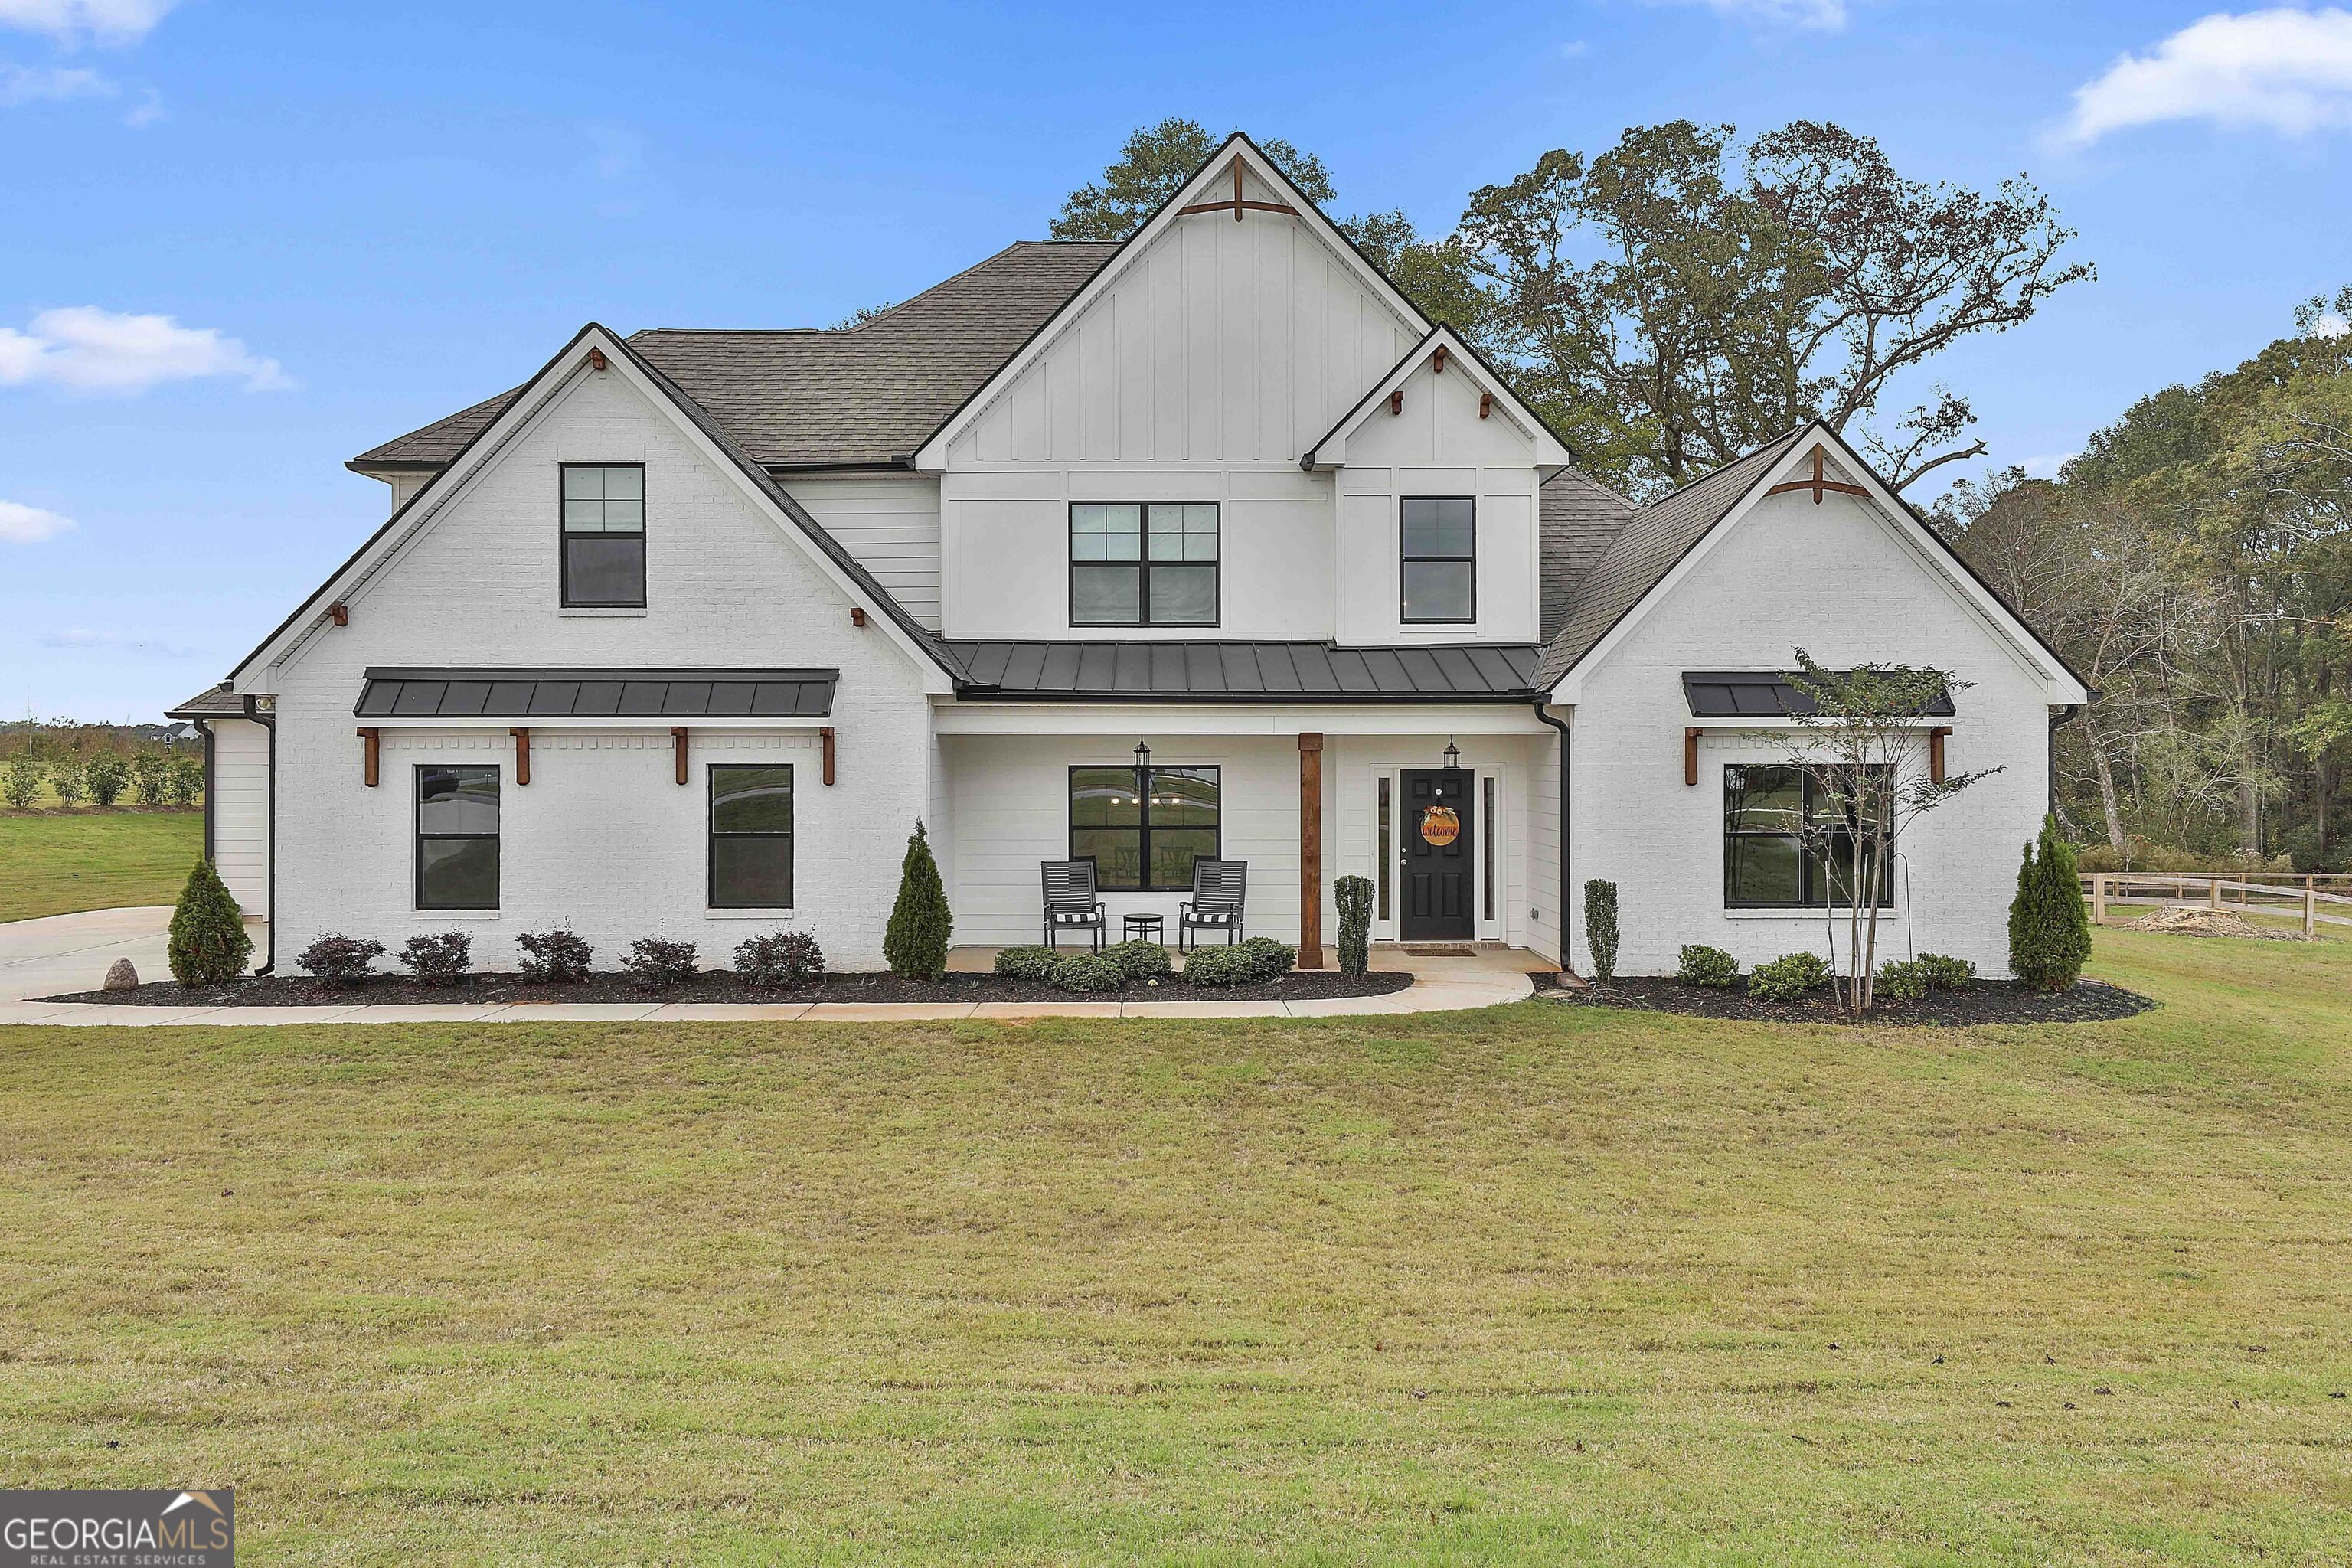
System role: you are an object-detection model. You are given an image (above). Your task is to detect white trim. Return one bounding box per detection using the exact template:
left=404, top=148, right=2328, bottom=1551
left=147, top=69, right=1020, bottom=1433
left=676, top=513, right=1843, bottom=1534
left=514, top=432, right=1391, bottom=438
left=412, top=910, right=501, bottom=921
left=234, top=326, right=955, bottom=697
left=1303, top=325, right=1569, bottom=471
left=1548, top=423, right=2089, bottom=707
left=931, top=701, right=1549, bottom=737
left=358, top=715, right=831, bottom=731
left=703, top=908, right=799, bottom=920
left=910, top=136, right=1429, bottom=471
left=557, top=607, right=650, bottom=619
left=1368, top=760, right=1505, bottom=944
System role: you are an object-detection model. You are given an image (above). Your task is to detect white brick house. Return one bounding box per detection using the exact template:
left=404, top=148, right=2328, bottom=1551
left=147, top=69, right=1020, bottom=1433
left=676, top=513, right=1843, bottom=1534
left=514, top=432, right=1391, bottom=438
left=173, top=135, right=2086, bottom=978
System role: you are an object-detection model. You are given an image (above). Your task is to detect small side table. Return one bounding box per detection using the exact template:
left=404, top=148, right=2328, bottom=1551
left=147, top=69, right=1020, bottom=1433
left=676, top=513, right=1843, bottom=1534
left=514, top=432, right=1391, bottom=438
left=1121, top=913, right=1165, bottom=946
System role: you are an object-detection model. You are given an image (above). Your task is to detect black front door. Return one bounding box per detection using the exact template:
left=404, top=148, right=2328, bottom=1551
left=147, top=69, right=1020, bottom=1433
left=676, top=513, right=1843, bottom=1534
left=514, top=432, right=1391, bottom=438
left=1400, top=768, right=1475, bottom=941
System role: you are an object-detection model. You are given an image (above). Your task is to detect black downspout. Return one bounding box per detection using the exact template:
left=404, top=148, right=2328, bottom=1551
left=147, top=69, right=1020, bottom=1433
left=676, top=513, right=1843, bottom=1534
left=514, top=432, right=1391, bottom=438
left=1532, top=700, right=1573, bottom=975
left=191, top=717, right=216, bottom=861
left=2048, top=703, right=2082, bottom=819
left=243, top=695, right=276, bottom=976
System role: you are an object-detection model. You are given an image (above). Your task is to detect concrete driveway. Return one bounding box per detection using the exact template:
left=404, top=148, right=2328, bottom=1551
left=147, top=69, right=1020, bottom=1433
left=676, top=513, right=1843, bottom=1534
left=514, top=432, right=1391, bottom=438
left=0, top=905, right=181, bottom=1009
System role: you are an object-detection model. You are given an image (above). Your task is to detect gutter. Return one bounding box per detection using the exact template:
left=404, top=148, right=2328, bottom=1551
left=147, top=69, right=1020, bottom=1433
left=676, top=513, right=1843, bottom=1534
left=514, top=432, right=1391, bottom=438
left=243, top=694, right=276, bottom=977
left=1531, top=700, right=1573, bottom=975
left=2047, top=701, right=2084, bottom=818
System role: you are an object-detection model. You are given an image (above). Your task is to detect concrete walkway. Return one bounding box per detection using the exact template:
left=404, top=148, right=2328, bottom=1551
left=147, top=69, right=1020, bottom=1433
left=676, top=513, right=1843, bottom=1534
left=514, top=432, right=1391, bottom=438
left=0, top=908, right=1536, bottom=1024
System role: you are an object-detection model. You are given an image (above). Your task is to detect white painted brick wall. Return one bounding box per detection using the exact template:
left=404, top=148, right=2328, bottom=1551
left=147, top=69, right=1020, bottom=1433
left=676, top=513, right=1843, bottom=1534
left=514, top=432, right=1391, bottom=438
left=1566, top=488, right=2053, bottom=978
left=266, top=367, right=936, bottom=972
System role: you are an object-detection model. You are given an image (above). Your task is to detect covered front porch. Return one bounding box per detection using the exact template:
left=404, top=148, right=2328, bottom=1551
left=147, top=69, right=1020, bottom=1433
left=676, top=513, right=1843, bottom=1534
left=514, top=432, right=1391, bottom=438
left=929, top=702, right=1566, bottom=966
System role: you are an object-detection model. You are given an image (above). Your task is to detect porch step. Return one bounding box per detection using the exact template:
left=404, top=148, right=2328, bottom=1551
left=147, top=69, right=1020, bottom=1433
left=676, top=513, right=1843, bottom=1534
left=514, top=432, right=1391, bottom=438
left=1400, top=943, right=1478, bottom=957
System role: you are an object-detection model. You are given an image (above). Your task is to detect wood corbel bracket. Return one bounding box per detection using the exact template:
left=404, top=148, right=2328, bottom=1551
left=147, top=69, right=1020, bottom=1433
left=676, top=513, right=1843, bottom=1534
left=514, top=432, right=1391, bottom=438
left=1763, top=446, right=1870, bottom=505
left=357, top=727, right=380, bottom=788
left=1684, top=727, right=1702, bottom=787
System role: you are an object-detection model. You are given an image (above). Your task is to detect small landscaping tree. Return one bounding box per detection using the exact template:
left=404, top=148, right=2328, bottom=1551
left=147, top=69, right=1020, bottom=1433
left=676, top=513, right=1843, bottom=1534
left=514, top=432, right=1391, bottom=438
left=168, top=858, right=251, bottom=987
left=1334, top=874, right=1374, bottom=978
left=883, top=818, right=951, bottom=981
left=48, top=760, right=87, bottom=806
left=83, top=755, right=129, bottom=807
left=2, top=753, right=40, bottom=810
left=165, top=753, right=204, bottom=807
left=1583, top=879, right=1619, bottom=982
left=129, top=750, right=168, bottom=806
left=2009, top=813, right=2092, bottom=991
left=1782, top=652, right=2000, bottom=1013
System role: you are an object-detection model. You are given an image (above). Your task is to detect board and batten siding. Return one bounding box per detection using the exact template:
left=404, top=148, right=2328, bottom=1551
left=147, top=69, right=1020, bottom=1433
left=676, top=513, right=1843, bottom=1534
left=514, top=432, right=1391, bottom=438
left=783, top=474, right=943, bottom=632
left=946, top=180, right=1419, bottom=470
left=207, top=715, right=271, bottom=916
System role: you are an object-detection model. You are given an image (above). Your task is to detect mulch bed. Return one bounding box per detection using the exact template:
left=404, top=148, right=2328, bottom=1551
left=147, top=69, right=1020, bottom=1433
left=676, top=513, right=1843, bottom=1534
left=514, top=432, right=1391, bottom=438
left=44, top=967, right=1416, bottom=1008
left=1528, top=972, right=2157, bottom=1027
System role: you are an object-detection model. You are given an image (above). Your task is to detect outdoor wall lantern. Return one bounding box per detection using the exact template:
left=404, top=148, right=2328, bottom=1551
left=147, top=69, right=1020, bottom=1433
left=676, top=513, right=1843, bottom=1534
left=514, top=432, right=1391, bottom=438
left=1442, top=738, right=1462, bottom=772
left=1133, top=737, right=1152, bottom=806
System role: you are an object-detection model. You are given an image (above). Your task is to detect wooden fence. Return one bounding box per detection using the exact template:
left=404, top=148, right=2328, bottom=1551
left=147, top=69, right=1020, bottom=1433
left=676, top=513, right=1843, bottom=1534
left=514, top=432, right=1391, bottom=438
left=2079, top=872, right=2352, bottom=939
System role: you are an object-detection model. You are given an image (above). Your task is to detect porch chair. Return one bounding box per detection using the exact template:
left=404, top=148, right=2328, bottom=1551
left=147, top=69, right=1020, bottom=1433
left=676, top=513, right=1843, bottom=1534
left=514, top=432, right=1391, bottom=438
left=1178, top=859, right=1248, bottom=952
left=1040, top=860, right=1107, bottom=952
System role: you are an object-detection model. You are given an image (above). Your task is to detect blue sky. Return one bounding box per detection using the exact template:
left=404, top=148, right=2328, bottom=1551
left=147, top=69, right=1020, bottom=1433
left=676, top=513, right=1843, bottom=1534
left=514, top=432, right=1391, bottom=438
left=5, top=0, right=2350, bottom=719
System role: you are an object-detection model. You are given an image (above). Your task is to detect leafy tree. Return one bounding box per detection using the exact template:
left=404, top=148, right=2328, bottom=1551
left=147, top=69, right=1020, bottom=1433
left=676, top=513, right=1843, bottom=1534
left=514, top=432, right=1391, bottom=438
left=883, top=818, right=952, bottom=981
left=168, top=858, right=251, bottom=987
left=2009, top=815, right=2091, bottom=991
left=1454, top=121, right=2091, bottom=497
left=1783, top=653, right=1998, bottom=1012
left=1051, top=118, right=1335, bottom=242
left=84, top=754, right=129, bottom=806
left=129, top=750, right=168, bottom=805
left=48, top=759, right=87, bottom=806
left=3, top=753, right=40, bottom=810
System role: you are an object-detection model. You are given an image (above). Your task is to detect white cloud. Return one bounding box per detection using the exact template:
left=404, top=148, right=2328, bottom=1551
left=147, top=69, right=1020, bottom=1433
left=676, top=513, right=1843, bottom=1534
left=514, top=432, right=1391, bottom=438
left=2059, top=8, right=2352, bottom=145
left=0, top=498, right=75, bottom=543
left=2311, top=309, right=2351, bottom=338
left=41, top=627, right=204, bottom=658
left=1559, top=39, right=1591, bottom=58
left=0, top=60, right=109, bottom=103
left=0, top=307, right=291, bottom=393
left=1648, top=0, right=1848, bottom=29
left=0, top=0, right=177, bottom=44
left=2016, top=450, right=2081, bottom=479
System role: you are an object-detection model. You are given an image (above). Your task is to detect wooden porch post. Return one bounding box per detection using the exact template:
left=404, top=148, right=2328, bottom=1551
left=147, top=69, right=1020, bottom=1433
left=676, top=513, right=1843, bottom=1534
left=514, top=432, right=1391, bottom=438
left=1298, top=732, right=1325, bottom=969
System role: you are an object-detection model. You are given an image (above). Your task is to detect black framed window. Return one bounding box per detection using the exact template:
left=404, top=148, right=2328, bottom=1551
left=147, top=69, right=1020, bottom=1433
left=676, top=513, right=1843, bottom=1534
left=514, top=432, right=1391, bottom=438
left=709, top=764, right=794, bottom=908
left=561, top=463, right=646, bottom=606
left=1070, top=501, right=1218, bottom=626
left=1401, top=496, right=1475, bottom=623
left=1723, top=763, right=1894, bottom=908
left=416, top=765, right=498, bottom=910
left=1069, top=765, right=1220, bottom=891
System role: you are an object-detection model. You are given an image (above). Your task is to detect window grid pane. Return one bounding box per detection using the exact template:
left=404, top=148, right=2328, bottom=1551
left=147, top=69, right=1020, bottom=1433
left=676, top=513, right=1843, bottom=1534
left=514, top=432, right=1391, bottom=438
left=1070, top=765, right=1219, bottom=892
left=1070, top=502, right=1217, bottom=626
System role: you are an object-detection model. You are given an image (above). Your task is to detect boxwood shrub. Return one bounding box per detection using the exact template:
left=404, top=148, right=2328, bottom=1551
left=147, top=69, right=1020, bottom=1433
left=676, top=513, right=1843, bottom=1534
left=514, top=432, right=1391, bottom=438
left=1103, top=938, right=1172, bottom=982
left=1916, top=952, right=1976, bottom=991
left=1184, top=944, right=1259, bottom=988
left=1053, top=954, right=1125, bottom=994
left=1746, top=950, right=1829, bottom=1003
left=1875, top=957, right=1932, bottom=1002
left=1676, top=944, right=1738, bottom=988
left=993, top=945, right=1063, bottom=982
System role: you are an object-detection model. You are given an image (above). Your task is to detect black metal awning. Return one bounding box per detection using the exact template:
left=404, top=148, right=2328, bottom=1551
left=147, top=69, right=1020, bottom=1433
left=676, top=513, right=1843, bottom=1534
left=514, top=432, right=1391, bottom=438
left=1682, top=671, right=1955, bottom=719
left=942, top=641, right=1544, bottom=702
left=354, top=667, right=838, bottom=720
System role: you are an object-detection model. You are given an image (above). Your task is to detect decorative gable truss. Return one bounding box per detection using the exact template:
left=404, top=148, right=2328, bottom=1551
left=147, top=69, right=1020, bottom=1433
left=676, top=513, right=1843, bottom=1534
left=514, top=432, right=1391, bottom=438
left=227, top=325, right=959, bottom=695
left=911, top=134, right=1434, bottom=472
left=1545, top=422, right=2089, bottom=707
left=1300, top=325, right=1573, bottom=473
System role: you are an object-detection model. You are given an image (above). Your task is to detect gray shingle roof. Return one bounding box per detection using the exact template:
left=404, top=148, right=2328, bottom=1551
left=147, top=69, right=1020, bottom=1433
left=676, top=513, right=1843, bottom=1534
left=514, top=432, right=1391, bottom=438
left=354, top=667, right=838, bottom=719
left=166, top=684, right=247, bottom=718
left=944, top=640, right=1544, bottom=701
left=1539, top=468, right=1635, bottom=642
left=350, top=241, right=1120, bottom=471
left=1534, top=432, right=1805, bottom=689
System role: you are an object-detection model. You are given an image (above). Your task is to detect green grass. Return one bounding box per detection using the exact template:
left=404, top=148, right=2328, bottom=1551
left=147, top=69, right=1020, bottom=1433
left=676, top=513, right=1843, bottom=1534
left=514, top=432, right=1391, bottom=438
left=2, top=932, right=2349, bottom=1563
left=0, top=808, right=204, bottom=923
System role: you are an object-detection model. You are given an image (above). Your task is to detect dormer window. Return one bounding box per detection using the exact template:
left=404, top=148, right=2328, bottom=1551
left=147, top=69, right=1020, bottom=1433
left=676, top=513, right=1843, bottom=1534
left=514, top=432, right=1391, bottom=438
left=1070, top=502, right=1218, bottom=626
left=561, top=463, right=646, bottom=606
left=1401, top=497, right=1475, bottom=624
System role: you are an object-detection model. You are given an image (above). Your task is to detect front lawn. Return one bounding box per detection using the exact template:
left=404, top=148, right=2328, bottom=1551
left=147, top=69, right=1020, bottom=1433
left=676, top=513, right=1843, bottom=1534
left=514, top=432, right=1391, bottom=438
left=1, top=931, right=2347, bottom=1563
left=0, top=808, right=204, bottom=923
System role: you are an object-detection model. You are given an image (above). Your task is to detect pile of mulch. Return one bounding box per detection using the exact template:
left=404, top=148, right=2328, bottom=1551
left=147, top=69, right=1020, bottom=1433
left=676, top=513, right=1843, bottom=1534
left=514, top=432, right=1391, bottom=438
left=44, top=966, right=1414, bottom=1008
left=1529, top=972, right=2156, bottom=1027
left=2126, top=905, right=2303, bottom=940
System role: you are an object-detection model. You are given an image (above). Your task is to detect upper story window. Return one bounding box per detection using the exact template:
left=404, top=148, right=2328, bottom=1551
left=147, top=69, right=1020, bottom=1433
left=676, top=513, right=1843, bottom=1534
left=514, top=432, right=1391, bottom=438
left=561, top=464, right=646, bottom=606
left=1070, top=502, right=1218, bottom=626
left=1400, top=496, right=1475, bottom=624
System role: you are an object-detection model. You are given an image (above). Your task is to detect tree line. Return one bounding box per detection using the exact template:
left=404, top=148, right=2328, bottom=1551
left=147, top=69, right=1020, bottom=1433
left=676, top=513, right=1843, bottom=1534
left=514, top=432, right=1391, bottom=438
left=1936, top=293, right=2352, bottom=871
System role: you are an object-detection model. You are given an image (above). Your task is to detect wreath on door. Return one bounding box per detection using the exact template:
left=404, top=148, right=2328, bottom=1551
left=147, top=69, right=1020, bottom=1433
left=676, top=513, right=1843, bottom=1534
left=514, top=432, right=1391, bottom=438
left=1419, top=804, right=1461, bottom=847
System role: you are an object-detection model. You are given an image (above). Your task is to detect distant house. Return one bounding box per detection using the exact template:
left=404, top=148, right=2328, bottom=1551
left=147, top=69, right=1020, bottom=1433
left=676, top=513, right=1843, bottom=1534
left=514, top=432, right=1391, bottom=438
left=172, top=135, right=2084, bottom=978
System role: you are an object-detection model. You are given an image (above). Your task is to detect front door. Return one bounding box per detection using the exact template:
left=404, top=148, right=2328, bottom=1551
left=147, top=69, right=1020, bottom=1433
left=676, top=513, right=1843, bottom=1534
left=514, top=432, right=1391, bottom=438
left=1400, top=768, right=1475, bottom=941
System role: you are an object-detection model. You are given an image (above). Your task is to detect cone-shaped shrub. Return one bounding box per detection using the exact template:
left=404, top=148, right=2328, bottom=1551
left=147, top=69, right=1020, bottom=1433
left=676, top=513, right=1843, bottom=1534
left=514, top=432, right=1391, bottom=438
left=2008, top=814, right=2092, bottom=991
left=884, top=818, right=952, bottom=981
left=1584, top=878, right=1620, bottom=982
left=168, top=857, right=251, bottom=987
left=1334, top=874, right=1374, bottom=978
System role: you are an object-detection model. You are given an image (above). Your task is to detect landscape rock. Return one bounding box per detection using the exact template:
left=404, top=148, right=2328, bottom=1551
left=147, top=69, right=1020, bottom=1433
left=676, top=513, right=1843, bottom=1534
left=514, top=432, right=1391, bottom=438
left=103, top=958, right=139, bottom=991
